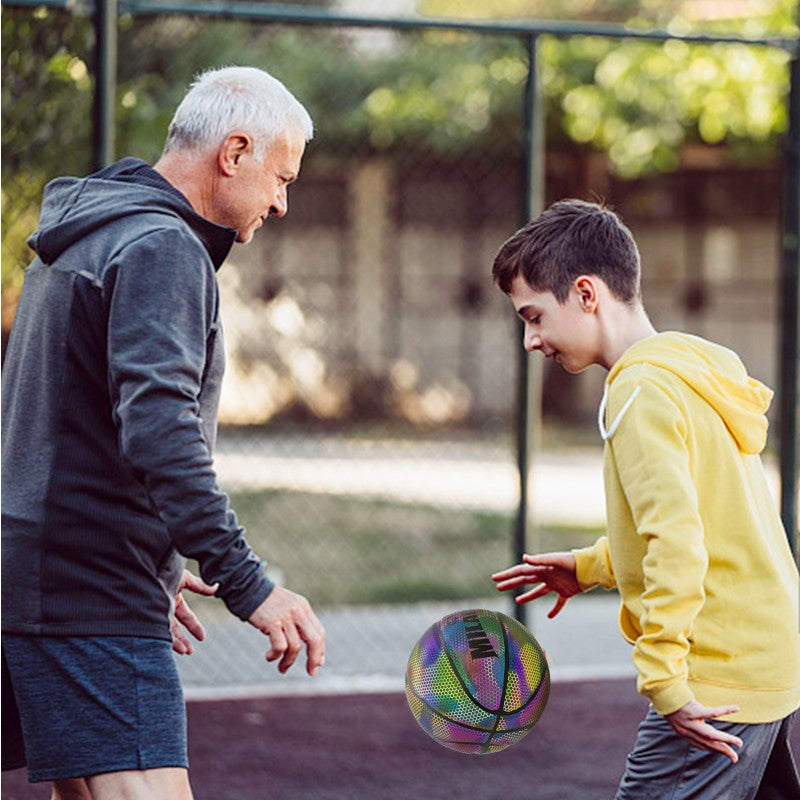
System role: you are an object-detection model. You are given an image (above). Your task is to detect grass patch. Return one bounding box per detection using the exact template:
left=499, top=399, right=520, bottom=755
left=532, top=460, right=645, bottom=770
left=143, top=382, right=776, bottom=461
left=188, top=489, right=603, bottom=608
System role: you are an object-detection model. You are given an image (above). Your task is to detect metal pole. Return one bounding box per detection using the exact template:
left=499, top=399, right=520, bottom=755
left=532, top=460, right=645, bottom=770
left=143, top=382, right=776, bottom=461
left=779, top=54, right=800, bottom=557
left=93, top=0, right=117, bottom=171
left=514, top=34, right=545, bottom=625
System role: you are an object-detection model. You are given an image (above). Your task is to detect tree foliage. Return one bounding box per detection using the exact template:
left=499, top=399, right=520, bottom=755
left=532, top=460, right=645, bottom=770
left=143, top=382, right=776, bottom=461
left=2, top=0, right=797, bottom=294
left=2, top=7, right=94, bottom=294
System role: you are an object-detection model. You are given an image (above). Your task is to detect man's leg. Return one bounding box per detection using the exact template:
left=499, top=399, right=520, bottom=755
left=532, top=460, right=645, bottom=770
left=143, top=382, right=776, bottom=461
left=86, top=767, right=193, bottom=800
left=52, top=768, right=193, bottom=800
left=51, top=778, right=92, bottom=800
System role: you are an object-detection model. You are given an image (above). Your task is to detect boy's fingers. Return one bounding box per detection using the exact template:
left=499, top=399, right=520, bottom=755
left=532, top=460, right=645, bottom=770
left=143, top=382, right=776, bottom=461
left=703, top=705, right=740, bottom=720
left=694, top=724, right=742, bottom=764
left=547, top=594, right=569, bottom=618
left=494, top=575, right=527, bottom=591
left=514, top=584, right=550, bottom=604
left=493, top=563, right=552, bottom=582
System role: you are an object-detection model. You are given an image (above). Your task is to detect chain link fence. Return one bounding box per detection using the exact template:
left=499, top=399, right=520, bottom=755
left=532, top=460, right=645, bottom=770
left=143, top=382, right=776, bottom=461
left=3, top=4, right=794, bottom=695
left=177, top=20, right=549, bottom=694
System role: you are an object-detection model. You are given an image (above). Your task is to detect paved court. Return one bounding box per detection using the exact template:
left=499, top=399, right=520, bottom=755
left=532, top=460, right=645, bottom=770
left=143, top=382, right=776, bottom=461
left=6, top=679, right=799, bottom=800
left=3, top=437, right=793, bottom=798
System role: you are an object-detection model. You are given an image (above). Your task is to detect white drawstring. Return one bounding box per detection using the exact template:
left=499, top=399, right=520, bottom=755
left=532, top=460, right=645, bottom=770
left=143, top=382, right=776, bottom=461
left=598, top=385, right=641, bottom=441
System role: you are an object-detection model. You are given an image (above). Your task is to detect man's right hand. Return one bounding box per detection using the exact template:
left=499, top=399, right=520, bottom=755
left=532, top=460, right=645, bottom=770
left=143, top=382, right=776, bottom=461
left=248, top=586, right=326, bottom=675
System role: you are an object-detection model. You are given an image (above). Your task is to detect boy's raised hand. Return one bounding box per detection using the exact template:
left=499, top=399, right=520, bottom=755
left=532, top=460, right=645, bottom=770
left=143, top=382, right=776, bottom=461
left=492, top=552, right=581, bottom=617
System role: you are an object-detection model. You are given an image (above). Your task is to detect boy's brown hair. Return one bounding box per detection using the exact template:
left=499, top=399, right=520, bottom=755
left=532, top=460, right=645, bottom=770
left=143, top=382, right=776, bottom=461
left=492, top=199, right=642, bottom=303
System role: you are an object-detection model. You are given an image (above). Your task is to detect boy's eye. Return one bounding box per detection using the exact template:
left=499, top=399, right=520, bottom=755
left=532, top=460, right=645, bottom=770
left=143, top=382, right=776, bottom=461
left=528, top=315, right=541, bottom=325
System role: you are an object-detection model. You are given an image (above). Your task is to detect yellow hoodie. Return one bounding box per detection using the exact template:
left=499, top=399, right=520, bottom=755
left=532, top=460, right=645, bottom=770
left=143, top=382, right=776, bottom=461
left=574, top=331, right=800, bottom=722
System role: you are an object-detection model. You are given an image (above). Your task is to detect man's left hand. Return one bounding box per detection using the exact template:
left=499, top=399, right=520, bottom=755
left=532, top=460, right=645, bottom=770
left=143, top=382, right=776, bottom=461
left=171, top=569, right=218, bottom=655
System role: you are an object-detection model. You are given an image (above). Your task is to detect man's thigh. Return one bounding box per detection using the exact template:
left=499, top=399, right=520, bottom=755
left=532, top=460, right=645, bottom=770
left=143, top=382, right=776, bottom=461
left=3, top=634, right=187, bottom=784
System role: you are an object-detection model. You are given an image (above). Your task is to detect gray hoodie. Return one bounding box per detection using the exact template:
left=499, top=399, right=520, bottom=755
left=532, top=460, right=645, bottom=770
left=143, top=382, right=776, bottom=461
left=1, top=158, right=273, bottom=640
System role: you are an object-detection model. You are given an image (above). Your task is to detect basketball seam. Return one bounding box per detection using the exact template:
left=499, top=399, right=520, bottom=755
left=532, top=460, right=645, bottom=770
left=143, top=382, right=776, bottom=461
left=435, top=611, right=504, bottom=716
left=500, top=618, right=550, bottom=715
left=407, top=684, right=538, bottom=735
left=483, top=611, right=511, bottom=751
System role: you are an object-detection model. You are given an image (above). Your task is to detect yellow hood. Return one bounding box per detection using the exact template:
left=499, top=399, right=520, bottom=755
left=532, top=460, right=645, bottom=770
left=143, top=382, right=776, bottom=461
left=606, top=332, right=773, bottom=455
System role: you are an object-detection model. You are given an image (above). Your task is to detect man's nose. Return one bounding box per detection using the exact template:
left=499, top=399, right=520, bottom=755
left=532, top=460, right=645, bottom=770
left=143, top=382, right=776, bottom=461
left=269, top=187, right=288, bottom=218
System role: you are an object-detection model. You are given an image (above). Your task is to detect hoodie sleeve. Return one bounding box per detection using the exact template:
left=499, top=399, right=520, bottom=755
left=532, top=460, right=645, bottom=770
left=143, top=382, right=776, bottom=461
left=572, top=536, right=616, bottom=590
left=104, top=227, right=273, bottom=620
left=606, top=368, right=708, bottom=716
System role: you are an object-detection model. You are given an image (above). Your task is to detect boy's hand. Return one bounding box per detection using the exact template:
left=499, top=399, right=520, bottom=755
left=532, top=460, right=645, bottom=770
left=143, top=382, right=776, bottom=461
left=492, top=552, right=581, bottom=617
left=666, top=700, right=743, bottom=764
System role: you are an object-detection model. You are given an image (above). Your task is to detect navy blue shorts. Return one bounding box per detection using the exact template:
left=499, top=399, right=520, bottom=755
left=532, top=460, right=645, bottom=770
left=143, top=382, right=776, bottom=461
left=2, top=634, right=188, bottom=783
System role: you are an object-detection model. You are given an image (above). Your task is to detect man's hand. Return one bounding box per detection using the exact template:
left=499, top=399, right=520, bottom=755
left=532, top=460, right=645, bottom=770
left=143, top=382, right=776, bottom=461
left=171, top=569, right=218, bottom=655
left=492, top=552, right=581, bottom=617
left=666, top=700, right=743, bottom=764
left=248, top=586, right=326, bottom=676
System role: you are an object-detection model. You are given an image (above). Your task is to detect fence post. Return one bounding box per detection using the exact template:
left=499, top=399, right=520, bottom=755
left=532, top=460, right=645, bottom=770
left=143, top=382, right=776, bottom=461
left=93, top=0, right=117, bottom=170
left=779, top=52, right=800, bottom=557
left=514, top=33, right=546, bottom=626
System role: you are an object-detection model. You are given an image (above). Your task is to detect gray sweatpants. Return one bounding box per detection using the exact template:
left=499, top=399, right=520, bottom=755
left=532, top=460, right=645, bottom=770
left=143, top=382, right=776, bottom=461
left=616, top=708, right=799, bottom=799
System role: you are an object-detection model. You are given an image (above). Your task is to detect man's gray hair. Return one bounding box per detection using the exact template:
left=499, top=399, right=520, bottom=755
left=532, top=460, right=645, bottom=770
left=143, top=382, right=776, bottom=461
left=163, top=66, right=313, bottom=160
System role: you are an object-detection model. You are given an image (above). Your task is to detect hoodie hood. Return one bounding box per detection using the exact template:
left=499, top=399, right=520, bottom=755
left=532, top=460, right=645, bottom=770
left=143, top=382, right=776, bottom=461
left=27, top=157, right=236, bottom=270
left=605, top=331, right=773, bottom=455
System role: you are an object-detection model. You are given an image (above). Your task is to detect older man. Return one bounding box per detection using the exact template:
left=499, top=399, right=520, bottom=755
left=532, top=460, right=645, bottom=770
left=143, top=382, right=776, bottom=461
left=2, top=66, right=325, bottom=800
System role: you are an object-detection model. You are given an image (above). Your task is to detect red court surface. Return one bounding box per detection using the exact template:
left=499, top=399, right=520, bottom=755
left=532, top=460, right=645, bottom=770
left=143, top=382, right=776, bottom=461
left=3, top=679, right=798, bottom=799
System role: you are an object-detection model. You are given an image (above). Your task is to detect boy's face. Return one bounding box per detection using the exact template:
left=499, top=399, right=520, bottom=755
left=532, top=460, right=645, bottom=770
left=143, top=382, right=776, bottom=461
left=508, top=273, right=599, bottom=374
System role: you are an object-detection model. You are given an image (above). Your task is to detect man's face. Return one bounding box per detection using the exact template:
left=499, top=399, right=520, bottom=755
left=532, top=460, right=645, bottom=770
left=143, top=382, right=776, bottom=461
left=508, top=273, right=598, bottom=374
left=221, top=128, right=306, bottom=244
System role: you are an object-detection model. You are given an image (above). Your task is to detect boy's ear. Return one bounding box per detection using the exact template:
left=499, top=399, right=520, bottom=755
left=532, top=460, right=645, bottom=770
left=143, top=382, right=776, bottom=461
left=574, top=275, right=600, bottom=313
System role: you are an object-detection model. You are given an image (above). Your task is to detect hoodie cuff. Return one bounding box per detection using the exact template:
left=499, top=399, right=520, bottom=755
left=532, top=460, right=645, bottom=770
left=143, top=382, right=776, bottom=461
left=223, top=574, right=275, bottom=621
left=572, top=536, right=616, bottom=591
left=647, top=681, right=695, bottom=717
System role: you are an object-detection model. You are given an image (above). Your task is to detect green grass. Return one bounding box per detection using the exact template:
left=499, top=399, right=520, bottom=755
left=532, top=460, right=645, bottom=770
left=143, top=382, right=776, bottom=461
left=188, top=489, right=603, bottom=609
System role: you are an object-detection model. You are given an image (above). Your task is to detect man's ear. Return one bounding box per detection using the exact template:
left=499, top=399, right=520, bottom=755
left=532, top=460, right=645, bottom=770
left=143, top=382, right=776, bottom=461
left=218, top=132, right=252, bottom=177
left=574, top=275, right=600, bottom=313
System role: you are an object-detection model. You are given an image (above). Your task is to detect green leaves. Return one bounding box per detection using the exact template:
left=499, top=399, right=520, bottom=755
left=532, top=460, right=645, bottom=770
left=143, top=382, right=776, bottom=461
left=3, top=1, right=797, bottom=294
left=544, top=34, right=792, bottom=176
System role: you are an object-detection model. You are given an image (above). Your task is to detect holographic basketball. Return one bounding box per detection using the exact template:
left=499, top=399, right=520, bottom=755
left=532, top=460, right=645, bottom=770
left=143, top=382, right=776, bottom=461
left=405, top=608, right=549, bottom=755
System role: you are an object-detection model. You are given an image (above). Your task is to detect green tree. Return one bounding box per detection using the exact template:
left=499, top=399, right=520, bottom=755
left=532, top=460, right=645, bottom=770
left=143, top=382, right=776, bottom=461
left=2, top=7, right=94, bottom=300
left=3, top=0, right=797, bottom=309
left=415, top=0, right=799, bottom=175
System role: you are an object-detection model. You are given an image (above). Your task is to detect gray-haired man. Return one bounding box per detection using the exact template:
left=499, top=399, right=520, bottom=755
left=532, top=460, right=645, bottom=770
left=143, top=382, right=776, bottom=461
left=2, top=66, right=325, bottom=800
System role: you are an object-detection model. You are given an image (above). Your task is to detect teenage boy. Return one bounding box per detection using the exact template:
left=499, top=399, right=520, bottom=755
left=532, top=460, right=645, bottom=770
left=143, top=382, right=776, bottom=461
left=491, top=199, right=800, bottom=798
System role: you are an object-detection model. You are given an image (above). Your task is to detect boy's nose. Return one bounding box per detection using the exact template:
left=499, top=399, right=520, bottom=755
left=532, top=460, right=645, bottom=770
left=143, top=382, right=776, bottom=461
left=524, top=329, right=541, bottom=352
